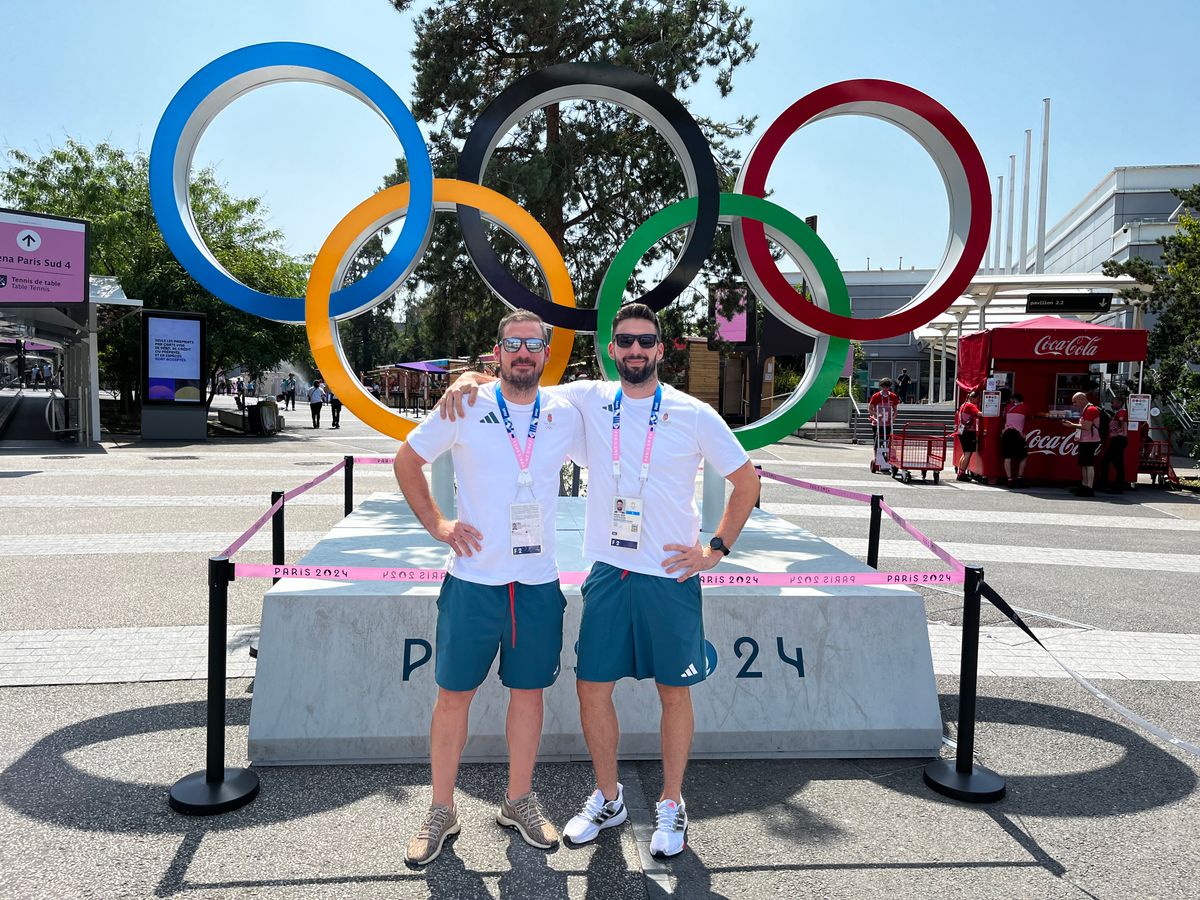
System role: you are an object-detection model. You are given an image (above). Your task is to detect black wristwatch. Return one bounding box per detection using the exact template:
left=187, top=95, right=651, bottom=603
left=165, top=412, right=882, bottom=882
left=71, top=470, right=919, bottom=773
left=709, top=535, right=732, bottom=556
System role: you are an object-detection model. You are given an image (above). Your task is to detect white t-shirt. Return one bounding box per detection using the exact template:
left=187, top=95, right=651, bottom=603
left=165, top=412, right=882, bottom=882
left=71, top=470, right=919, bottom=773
left=306, top=385, right=325, bottom=403
left=551, top=380, right=749, bottom=578
left=405, top=387, right=586, bottom=586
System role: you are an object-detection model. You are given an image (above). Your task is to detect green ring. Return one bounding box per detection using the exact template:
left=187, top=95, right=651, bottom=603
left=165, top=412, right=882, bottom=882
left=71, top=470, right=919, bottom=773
left=594, top=192, right=851, bottom=450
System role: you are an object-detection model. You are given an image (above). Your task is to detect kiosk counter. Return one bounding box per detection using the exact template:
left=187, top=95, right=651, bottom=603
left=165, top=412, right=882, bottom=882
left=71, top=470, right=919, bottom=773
left=954, top=316, right=1148, bottom=486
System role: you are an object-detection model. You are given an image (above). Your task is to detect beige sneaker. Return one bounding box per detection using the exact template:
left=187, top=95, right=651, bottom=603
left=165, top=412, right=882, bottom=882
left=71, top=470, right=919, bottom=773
left=497, top=790, right=560, bottom=849
left=405, top=804, right=460, bottom=866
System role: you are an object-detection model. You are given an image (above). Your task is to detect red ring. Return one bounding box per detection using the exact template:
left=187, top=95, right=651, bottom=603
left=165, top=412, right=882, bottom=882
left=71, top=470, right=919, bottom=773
left=738, top=80, right=991, bottom=341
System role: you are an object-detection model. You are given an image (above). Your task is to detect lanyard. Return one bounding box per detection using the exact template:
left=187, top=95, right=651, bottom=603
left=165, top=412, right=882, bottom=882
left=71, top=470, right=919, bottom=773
left=495, top=385, right=540, bottom=487
left=611, top=384, right=662, bottom=494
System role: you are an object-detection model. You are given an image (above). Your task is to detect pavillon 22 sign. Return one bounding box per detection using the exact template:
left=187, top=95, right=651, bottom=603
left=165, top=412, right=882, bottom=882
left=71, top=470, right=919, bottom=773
left=150, top=43, right=990, bottom=450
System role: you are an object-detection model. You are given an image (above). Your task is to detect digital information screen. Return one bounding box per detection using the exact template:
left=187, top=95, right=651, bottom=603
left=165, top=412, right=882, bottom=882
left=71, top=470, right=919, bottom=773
left=144, top=313, right=205, bottom=403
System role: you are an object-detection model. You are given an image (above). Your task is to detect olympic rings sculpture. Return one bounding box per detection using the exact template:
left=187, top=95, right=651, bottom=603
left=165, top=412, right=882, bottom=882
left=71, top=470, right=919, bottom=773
left=151, top=42, right=990, bottom=449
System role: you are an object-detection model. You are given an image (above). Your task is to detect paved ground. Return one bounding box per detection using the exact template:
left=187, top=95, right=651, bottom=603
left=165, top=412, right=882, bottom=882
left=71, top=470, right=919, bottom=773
left=2, top=398, right=1199, bottom=898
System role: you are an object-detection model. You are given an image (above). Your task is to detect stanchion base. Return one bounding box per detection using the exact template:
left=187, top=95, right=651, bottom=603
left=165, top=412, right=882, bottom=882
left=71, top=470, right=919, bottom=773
left=923, top=759, right=1006, bottom=803
left=168, top=768, right=260, bottom=815
left=249, top=639, right=258, bottom=659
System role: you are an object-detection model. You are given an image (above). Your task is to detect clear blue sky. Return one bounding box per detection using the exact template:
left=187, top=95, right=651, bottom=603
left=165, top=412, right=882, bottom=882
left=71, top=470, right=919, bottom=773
left=2, top=0, right=1196, bottom=280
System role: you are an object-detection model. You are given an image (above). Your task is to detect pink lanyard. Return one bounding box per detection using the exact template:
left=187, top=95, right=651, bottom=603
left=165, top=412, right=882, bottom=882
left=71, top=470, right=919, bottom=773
left=495, top=385, right=539, bottom=487
left=611, top=385, right=662, bottom=494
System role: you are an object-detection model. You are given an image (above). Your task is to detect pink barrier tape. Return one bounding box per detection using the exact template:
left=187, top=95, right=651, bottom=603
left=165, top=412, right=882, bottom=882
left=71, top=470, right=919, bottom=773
left=756, top=467, right=965, bottom=576
left=281, top=458, right=347, bottom=503
left=880, top=500, right=966, bottom=574
left=219, top=459, right=346, bottom=558
left=758, top=470, right=876, bottom=504
left=353, top=456, right=396, bottom=464
left=234, top=563, right=964, bottom=588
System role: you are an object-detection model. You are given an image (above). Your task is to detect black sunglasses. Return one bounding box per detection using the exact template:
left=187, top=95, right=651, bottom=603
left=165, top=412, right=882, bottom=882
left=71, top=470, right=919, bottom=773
left=613, top=332, right=659, bottom=349
left=500, top=337, right=546, bottom=352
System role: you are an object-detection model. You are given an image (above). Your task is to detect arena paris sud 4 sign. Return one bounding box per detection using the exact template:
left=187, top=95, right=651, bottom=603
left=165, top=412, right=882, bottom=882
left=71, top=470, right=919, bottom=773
left=150, top=43, right=991, bottom=450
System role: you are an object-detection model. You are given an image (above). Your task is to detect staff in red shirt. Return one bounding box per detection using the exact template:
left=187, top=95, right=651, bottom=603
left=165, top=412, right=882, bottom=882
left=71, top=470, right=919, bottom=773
left=955, top=390, right=981, bottom=482
left=1000, top=392, right=1031, bottom=487
left=1066, top=391, right=1101, bottom=497
left=1098, top=394, right=1130, bottom=494
left=868, top=378, right=900, bottom=469
left=868, top=378, right=901, bottom=426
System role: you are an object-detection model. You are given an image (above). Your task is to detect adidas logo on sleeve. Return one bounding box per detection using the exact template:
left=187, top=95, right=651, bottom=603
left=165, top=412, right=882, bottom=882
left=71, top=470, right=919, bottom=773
left=478, top=411, right=500, bottom=424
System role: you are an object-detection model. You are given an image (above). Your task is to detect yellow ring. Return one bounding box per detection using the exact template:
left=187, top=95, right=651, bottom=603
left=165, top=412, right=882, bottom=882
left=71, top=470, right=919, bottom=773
left=306, top=179, right=577, bottom=439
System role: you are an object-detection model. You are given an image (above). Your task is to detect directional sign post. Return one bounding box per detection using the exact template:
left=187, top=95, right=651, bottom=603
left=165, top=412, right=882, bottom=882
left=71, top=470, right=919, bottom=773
left=0, top=208, right=90, bottom=305
left=1024, top=292, right=1112, bottom=315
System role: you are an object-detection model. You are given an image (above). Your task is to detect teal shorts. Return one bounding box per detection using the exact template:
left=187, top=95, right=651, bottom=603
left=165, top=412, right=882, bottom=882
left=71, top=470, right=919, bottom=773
left=434, top=575, right=566, bottom=692
left=576, top=562, right=706, bottom=687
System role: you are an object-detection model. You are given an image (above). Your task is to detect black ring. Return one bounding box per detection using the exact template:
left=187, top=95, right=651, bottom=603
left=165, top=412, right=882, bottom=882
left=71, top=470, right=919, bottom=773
left=457, top=63, right=719, bottom=332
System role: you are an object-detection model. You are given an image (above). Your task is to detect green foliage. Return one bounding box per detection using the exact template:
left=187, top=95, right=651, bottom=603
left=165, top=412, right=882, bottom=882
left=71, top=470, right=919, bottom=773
left=334, top=235, right=405, bottom=376
left=1103, top=184, right=1200, bottom=448
left=384, top=0, right=757, bottom=364
left=0, top=140, right=312, bottom=406
left=773, top=363, right=800, bottom=397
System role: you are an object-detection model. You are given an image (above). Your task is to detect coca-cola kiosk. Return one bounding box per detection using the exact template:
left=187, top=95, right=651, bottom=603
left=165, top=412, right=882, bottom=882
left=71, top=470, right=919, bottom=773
left=954, top=315, right=1148, bottom=485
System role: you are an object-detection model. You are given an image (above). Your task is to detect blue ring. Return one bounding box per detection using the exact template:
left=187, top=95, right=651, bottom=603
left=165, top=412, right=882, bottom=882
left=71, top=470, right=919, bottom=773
left=150, top=42, right=433, bottom=324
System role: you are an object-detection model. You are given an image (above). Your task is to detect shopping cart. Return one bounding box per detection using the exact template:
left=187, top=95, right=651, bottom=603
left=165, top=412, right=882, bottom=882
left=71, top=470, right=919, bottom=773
left=886, top=424, right=950, bottom=484
left=1137, top=426, right=1180, bottom=488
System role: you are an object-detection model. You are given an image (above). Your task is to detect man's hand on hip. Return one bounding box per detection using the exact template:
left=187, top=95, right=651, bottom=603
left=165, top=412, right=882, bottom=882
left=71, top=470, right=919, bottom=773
left=434, top=518, right=483, bottom=557
left=662, top=542, right=721, bottom=582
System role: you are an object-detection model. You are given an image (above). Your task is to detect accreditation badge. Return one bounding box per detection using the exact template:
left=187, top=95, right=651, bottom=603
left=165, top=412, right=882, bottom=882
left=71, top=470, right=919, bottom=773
left=509, top=502, right=543, bottom=556
left=609, top=495, right=643, bottom=550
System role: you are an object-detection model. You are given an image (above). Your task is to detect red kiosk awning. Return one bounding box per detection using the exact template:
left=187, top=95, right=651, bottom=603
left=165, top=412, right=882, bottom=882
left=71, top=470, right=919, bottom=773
left=957, top=316, right=1148, bottom=391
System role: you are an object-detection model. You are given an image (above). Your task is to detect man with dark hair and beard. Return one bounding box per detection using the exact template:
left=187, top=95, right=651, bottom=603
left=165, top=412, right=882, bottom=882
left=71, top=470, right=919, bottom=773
left=441, top=302, right=759, bottom=860
left=393, top=309, right=586, bottom=866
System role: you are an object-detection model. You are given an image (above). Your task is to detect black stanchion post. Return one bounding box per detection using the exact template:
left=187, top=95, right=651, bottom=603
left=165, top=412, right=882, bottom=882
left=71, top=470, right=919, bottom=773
left=250, top=489, right=286, bottom=660
left=344, top=455, right=354, bottom=516
left=168, top=556, right=260, bottom=815
left=923, top=565, right=1006, bottom=803
left=271, top=490, right=285, bottom=585
left=866, top=494, right=883, bottom=569
left=754, top=464, right=762, bottom=508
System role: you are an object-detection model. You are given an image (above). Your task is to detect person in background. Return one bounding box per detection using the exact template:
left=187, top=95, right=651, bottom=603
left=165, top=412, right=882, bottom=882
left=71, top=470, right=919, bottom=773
left=896, top=368, right=913, bottom=404
left=283, top=373, right=297, bottom=411
left=1098, top=393, right=1130, bottom=494
left=1000, top=392, right=1031, bottom=487
left=868, top=378, right=900, bottom=422
left=327, top=385, right=343, bottom=429
left=867, top=378, right=900, bottom=471
left=1066, top=391, right=1100, bottom=497
left=307, top=379, right=325, bottom=428
left=955, top=390, right=982, bottom=482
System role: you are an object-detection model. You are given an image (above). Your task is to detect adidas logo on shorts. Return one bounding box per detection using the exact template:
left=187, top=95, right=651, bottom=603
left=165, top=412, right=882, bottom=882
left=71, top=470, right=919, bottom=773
left=479, top=412, right=500, bottom=424
left=679, top=663, right=700, bottom=679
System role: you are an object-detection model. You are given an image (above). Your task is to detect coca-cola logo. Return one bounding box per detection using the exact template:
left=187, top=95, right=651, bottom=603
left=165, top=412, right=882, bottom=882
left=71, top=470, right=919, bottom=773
left=1025, top=427, right=1079, bottom=456
left=1032, top=335, right=1102, bottom=357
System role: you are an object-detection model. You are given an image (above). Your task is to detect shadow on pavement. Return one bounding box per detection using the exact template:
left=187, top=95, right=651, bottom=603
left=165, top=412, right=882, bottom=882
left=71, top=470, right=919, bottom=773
left=2, top=692, right=1193, bottom=896
left=887, top=695, right=1200, bottom=818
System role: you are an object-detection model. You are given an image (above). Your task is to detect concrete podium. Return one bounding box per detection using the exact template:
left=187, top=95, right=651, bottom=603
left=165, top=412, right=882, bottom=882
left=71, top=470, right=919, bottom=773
left=247, top=495, right=943, bottom=764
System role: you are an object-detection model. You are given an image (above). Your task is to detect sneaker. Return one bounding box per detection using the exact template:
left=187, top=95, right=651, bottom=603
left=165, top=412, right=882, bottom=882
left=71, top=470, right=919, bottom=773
left=497, top=790, right=560, bottom=849
left=563, top=785, right=627, bottom=846
left=649, top=797, right=688, bottom=858
left=405, top=804, right=460, bottom=867
left=956, top=473, right=971, bottom=482
left=1075, top=487, right=1095, bottom=497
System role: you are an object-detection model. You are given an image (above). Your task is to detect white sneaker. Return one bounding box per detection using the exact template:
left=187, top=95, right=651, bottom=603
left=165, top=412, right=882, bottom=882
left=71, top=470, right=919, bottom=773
left=563, top=784, right=627, bottom=846
left=649, top=797, right=688, bottom=858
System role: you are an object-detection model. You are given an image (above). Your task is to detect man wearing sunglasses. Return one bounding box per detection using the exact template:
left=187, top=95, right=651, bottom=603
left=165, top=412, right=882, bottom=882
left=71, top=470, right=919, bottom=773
left=393, top=310, right=586, bottom=866
left=441, top=302, right=759, bottom=860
